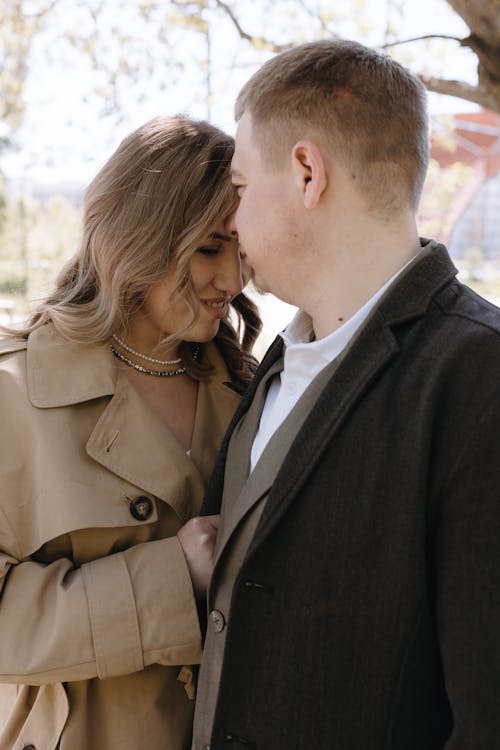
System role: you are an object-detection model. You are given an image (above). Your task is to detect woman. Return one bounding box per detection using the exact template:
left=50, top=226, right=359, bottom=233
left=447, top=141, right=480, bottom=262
left=0, top=115, right=260, bottom=750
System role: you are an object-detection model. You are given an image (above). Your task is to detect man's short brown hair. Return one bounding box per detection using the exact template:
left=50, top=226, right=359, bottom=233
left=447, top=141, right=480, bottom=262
left=235, top=38, right=429, bottom=214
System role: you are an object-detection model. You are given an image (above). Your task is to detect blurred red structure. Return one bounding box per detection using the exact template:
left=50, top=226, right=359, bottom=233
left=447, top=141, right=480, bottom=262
left=431, top=110, right=500, bottom=176
left=426, top=110, right=500, bottom=261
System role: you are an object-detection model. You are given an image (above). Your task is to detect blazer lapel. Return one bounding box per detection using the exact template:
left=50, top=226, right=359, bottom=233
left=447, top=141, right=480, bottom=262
left=201, top=336, right=285, bottom=516
left=214, top=340, right=348, bottom=568
left=247, top=242, right=459, bottom=557
left=213, top=356, right=284, bottom=565
left=246, top=316, right=398, bottom=555
left=222, top=357, right=285, bottom=500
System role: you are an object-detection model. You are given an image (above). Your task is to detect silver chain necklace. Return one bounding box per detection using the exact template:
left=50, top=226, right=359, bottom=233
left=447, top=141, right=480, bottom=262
left=111, top=334, right=182, bottom=365
left=110, top=343, right=199, bottom=377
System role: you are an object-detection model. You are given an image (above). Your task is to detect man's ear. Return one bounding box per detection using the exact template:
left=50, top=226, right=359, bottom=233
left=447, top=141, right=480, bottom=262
left=291, top=140, right=328, bottom=209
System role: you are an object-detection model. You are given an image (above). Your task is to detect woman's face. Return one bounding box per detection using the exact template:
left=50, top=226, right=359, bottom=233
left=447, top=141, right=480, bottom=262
left=130, top=223, right=249, bottom=351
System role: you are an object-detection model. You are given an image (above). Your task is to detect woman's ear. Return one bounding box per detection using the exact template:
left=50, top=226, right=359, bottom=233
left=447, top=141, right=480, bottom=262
left=291, top=140, right=328, bottom=209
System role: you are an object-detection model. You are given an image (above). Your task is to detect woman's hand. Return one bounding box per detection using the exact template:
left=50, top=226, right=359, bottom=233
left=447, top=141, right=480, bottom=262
left=177, top=515, right=220, bottom=600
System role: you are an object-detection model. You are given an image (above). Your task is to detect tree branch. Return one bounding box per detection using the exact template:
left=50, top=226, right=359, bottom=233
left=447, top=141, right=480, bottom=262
left=213, top=0, right=292, bottom=52
left=419, top=74, right=500, bottom=110
left=381, top=33, right=463, bottom=49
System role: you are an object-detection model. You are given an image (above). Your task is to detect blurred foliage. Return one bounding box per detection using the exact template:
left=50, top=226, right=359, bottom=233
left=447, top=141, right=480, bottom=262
left=0, top=185, right=81, bottom=320
left=0, top=0, right=55, bottom=139
left=418, top=158, right=475, bottom=239
left=0, top=0, right=496, bottom=155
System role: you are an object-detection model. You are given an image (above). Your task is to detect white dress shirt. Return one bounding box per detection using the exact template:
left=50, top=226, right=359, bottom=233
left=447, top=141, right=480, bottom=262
left=250, top=255, right=419, bottom=471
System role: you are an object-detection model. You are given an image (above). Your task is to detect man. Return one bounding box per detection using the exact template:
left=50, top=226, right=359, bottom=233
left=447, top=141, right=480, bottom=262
left=186, top=39, right=500, bottom=749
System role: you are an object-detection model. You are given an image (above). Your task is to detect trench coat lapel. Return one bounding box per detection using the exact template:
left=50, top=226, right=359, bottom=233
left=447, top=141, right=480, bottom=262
left=190, top=345, right=242, bottom=487
left=87, top=359, right=240, bottom=521
left=27, top=325, right=240, bottom=522
left=85, top=371, right=201, bottom=519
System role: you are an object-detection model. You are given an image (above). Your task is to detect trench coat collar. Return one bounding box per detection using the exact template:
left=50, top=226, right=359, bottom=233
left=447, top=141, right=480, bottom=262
left=27, top=324, right=117, bottom=408
left=25, top=322, right=237, bottom=410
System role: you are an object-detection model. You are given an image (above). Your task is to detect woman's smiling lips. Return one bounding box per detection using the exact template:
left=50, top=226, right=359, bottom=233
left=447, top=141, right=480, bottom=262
left=200, top=297, right=228, bottom=319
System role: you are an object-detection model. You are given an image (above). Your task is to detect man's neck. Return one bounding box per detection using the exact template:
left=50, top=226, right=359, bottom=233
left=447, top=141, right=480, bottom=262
left=300, top=218, right=421, bottom=340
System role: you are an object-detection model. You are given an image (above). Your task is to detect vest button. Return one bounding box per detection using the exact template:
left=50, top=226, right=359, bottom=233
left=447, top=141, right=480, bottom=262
left=209, top=609, right=226, bottom=632
left=129, top=495, right=153, bottom=521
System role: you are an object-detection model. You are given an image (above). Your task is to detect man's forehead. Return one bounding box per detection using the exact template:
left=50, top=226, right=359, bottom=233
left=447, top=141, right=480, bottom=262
left=231, top=114, right=260, bottom=175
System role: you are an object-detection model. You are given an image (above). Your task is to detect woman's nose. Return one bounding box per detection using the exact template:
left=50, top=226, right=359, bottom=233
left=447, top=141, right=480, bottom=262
left=216, top=246, right=244, bottom=296
left=225, top=209, right=238, bottom=237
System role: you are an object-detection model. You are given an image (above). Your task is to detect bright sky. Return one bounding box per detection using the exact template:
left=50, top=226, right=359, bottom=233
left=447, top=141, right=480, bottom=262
left=3, top=0, right=477, bottom=189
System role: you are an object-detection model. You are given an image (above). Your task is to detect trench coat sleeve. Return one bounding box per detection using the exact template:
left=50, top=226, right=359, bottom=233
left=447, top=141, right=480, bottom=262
left=0, top=531, right=201, bottom=685
left=434, top=390, right=500, bottom=746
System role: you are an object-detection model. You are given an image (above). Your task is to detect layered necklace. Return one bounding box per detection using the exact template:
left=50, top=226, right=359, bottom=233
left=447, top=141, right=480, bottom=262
left=111, top=334, right=198, bottom=377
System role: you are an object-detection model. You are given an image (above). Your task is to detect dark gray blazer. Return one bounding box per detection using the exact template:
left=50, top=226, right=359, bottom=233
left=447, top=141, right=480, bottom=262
left=202, top=242, right=500, bottom=750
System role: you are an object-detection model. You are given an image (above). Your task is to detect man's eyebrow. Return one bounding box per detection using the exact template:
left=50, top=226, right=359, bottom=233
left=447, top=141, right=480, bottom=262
left=209, top=232, right=233, bottom=242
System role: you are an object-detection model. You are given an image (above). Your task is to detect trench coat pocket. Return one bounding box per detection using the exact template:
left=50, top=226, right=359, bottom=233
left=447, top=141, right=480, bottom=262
left=0, top=683, right=68, bottom=750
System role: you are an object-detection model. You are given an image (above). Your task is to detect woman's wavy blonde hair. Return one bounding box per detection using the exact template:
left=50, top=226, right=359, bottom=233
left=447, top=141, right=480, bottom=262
left=6, top=115, right=261, bottom=388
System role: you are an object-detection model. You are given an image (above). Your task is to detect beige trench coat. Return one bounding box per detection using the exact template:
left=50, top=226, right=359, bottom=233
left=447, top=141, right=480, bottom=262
left=0, top=324, right=240, bottom=750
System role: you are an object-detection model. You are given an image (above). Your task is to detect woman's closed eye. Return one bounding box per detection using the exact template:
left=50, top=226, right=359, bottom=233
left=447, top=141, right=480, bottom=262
left=197, top=245, right=221, bottom=256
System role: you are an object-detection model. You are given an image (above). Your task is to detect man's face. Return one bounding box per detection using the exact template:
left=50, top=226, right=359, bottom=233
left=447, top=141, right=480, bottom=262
left=228, top=111, right=299, bottom=302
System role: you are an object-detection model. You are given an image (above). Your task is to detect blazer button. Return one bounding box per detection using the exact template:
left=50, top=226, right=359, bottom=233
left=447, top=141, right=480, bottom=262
left=209, top=609, right=226, bottom=632
left=129, top=495, right=153, bottom=521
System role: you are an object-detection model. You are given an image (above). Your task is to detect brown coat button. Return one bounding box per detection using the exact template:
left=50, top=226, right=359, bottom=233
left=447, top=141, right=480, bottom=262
left=129, top=495, right=153, bottom=521
left=22, top=745, right=37, bottom=750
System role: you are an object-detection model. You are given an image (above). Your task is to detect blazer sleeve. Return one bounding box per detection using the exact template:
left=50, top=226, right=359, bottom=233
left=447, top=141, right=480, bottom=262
left=434, top=389, right=500, bottom=746
left=0, top=527, right=202, bottom=684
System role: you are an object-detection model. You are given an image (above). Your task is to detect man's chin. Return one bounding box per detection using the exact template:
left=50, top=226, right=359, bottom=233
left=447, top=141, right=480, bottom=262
left=249, top=273, right=269, bottom=295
